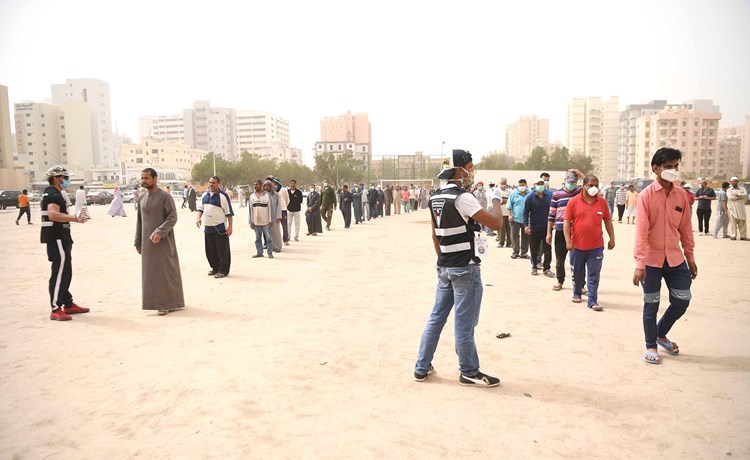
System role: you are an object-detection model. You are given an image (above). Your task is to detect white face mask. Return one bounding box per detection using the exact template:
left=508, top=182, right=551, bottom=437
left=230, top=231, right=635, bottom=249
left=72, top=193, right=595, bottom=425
left=587, top=186, right=599, bottom=197
left=660, top=168, right=682, bottom=183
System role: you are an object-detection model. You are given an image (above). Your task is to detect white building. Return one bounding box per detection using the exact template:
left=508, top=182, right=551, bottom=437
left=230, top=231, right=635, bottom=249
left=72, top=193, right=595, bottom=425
left=618, top=100, right=668, bottom=180
left=13, top=102, right=61, bottom=182
left=235, top=110, right=290, bottom=154
left=139, top=114, right=186, bottom=144
left=51, top=78, right=115, bottom=167
left=566, top=96, right=620, bottom=181
left=184, top=101, right=236, bottom=161
left=120, top=137, right=208, bottom=185
left=505, top=115, right=549, bottom=162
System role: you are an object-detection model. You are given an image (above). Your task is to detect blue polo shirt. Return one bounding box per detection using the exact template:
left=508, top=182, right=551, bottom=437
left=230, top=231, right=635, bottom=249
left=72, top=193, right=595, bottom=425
left=507, top=189, right=530, bottom=222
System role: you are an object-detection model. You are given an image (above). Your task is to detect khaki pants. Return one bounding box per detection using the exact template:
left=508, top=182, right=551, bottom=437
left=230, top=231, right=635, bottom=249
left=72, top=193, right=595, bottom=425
left=728, top=215, right=747, bottom=239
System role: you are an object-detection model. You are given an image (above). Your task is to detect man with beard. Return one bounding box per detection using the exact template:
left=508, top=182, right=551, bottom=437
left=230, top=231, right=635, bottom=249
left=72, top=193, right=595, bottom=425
left=135, top=168, right=185, bottom=315
left=340, top=184, right=353, bottom=228
left=368, top=184, right=379, bottom=220
left=305, top=184, right=323, bottom=236
left=320, top=179, right=337, bottom=231
left=249, top=179, right=275, bottom=258
left=196, top=176, right=234, bottom=278
left=286, top=179, right=304, bottom=242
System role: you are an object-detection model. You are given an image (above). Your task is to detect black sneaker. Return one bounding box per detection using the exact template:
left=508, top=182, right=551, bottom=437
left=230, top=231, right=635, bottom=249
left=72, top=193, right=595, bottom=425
left=414, top=365, right=434, bottom=382
left=510, top=253, right=519, bottom=259
left=459, top=371, right=500, bottom=387
left=208, top=270, right=218, bottom=276
left=520, top=254, right=530, bottom=259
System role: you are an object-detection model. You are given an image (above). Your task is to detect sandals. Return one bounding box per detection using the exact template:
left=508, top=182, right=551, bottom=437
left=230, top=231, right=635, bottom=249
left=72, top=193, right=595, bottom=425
left=590, top=304, right=603, bottom=311
left=495, top=332, right=511, bottom=339
left=552, top=284, right=563, bottom=291
left=643, top=350, right=661, bottom=364
left=571, top=296, right=582, bottom=303
left=656, top=339, right=680, bottom=355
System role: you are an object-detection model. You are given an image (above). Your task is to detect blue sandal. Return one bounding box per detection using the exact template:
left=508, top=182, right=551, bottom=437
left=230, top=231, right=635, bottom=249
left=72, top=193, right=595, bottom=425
left=643, top=350, right=661, bottom=364
left=656, top=339, right=679, bottom=355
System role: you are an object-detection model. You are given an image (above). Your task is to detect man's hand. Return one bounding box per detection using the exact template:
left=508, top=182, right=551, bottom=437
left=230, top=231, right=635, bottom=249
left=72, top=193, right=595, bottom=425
left=524, top=226, right=531, bottom=235
left=227, top=227, right=233, bottom=236
left=307, top=207, right=312, bottom=213
left=135, top=246, right=141, bottom=254
left=149, top=231, right=162, bottom=244
left=545, top=233, right=552, bottom=245
left=633, top=268, right=646, bottom=286
left=250, top=224, right=255, bottom=230
left=509, top=215, right=514, bottom=223
left=608, top=239, right=615, bottom=250
left=276, top=218, right=281, bottom=223
left=566, top=241, right=573, bottom=251
left=688, top=261, right=698, bottom=279
left=196, top=218, right=202, bottom=228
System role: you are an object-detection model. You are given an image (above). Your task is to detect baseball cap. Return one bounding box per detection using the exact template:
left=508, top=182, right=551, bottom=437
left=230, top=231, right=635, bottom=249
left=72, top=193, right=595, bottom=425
left=437, top=149, right=473, bottom=179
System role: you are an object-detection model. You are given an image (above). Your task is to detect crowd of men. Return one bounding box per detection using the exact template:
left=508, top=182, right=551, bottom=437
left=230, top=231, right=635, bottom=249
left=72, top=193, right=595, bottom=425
left=31, top=152, right=749, bottom=383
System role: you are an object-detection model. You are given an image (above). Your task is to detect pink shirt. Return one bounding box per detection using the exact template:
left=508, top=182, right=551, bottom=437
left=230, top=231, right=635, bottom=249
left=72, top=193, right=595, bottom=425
left=401, top=190, right=410, bottom=201
left=634, top=181, right=695, bottom=270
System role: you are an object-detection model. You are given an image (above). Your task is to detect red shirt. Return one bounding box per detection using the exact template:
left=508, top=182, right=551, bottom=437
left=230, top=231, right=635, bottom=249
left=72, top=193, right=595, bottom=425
left=564, top=194, right=611, bottom=250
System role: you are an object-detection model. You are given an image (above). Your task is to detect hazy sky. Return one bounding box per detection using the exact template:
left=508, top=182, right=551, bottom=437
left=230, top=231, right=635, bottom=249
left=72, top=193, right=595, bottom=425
left=1, top=0, right=749, bottom=165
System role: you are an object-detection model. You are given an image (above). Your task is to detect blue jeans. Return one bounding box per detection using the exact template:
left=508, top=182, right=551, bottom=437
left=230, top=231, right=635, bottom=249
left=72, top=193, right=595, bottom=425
left=415, top=264, right=483, bottom=376
left=254, top=225, right=273, bottom=256
left=642, top=260, right=692, bottom=349
left=607, top=199, right=614, bottom=215
left=572, top=247, right=603, bottom=307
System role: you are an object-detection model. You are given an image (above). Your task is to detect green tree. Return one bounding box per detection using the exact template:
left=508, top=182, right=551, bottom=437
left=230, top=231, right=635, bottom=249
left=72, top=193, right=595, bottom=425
left=568, top=153, right=594, bottom=174
left=314, top=151, right=366, bottom=185
left=475, top=153, right=517, bottom=170
left=548, top=146, right=570, bottom=170
left=524, top=147, right=549, bottom=170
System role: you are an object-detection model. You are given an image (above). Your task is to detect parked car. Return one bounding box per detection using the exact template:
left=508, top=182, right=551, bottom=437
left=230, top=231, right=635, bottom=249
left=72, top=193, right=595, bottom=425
left=29, top=190, right=42, bottom=203
left=86, top=191, right=114, bottom=205
left=122, top=191, right=134, bottom=203
left=0, top=189, right=21, bottom=209
left=170, top=190, right=184, bottom=202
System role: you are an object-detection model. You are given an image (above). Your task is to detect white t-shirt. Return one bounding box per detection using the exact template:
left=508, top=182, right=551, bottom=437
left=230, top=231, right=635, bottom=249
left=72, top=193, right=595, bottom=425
left=440, top=184, right=483, bottom=223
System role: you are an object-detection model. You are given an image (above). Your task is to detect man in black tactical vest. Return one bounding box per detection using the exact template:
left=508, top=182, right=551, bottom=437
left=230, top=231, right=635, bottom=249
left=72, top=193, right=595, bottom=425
left=414, top=149, right=504, bottom=387
left=41, top=166, right=90, bottom=321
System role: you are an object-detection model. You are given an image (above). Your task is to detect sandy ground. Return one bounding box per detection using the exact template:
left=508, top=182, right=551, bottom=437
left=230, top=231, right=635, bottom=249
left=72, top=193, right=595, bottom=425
left=0, top=198, right=749, bottom=459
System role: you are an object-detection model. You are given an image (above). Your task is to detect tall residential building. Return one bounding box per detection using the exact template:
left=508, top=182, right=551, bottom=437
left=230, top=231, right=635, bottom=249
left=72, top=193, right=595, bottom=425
left=184, top=101, right=236, bottom=161
left=141, top=103, right=297, bottom=163
left=13, top=102, right=62, bottom=182
left=139, top=114, right=186, bottom=144
left=634, top=102, right=722, bottom=178
left=618, top=100, right=667, bottom=180
left=0, top=85, right=13, bottom=170
left=315, top=111, right=372, bottom=162
left=51, top=78, right=115, bottom=167
left=718, top=125, right=744, bottom=178
left=505, top=115, right=549, bottom=161
left=565, top=96, right=620, bottom=180
left=235, top=110, right=290, bottom=154
left=744, top=115, right=750, bottom=178
left=120, top=137, right=208, bottom=185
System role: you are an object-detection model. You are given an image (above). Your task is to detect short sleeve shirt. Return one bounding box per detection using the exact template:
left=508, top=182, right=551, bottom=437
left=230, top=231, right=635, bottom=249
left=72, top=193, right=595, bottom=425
left=695, top=187, right=715, bottom=210
left=564, top=194, right=611, bottom=251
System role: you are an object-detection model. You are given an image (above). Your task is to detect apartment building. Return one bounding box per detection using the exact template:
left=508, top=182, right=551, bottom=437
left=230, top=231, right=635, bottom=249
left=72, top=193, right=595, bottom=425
left=618, top=100, right=667, bottom=180
left=139, top=114, right=186, bottom=144
left=634, top=102, right=722, bottom=178
left=120, top=137, right=208, bottom=185
left=566, top=96, right=620, bottom=181
left=51, top=78, right=115, bottom=167
left=13, top=102, right=62, bottom=182
left=315, top=111, right=372, bottom=162
left=505, top=115, right=549, bottom=162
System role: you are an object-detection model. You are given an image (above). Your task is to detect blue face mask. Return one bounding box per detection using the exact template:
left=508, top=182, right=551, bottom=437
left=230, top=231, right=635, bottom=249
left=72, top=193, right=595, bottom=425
left=565, top=182, right=577, bottom=191
left=61, top=179, right=71, bottom=189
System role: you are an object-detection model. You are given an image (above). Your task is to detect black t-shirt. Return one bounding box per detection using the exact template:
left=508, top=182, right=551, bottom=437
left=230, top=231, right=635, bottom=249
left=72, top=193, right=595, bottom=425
left=40, top=186, right=72, bottom=244
left=695, top=187, right=715, bottom=210
left=287, top=188, right=304, bottom=212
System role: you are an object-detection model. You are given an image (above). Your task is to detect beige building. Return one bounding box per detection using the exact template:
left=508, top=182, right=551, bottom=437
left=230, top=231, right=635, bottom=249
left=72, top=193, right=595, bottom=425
left=744, top=115, right=750, bottom=178
left=618, top=100, right=668, bottom=180
left=566, top=96, right=620, bottom=181
left=0, top=85, right=28, bottom=188
left=120, top=137, right=208, bottom=184
left=505, top=115, right=549, bottom=162
left=634, top=102, right=722, bottom=178
left=717, top=135, right=742, bottom=178
left=58, top=99, right=95, bottom=177
left=51, top=78, right=115, bottom=167
left=184, top=101, right=237, bottom=161
left=316, top=111, right=371, bottom=162
left=13, top=102, right=62, bottom=183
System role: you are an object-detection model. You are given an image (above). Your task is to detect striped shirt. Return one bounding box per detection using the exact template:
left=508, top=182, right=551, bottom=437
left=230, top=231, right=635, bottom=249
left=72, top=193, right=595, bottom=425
left=548, top=186, right=582, bottom=231
left=198, top=190, right=234, bottom=234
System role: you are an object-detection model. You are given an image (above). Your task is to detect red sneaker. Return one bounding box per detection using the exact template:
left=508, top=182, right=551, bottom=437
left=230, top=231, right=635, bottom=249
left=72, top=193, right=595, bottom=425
left=50, top=309, right=72, bottom=321
left=64, top=303, right=90, bottom=314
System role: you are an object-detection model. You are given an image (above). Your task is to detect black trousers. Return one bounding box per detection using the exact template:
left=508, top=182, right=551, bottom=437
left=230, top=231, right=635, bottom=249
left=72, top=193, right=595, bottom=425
left=554, top=230, right=569, bottom=284
left=341, top=205, right=352, bottom=227
left=529, top=229, right=551, bottom=271
left=281, top=210, right=289, bottom=243
left=369, top=203, right=377, bottom=219
left=205, top=232, right=231, bottom=275
left=47, top=239, right=73, bottom=310
left=17, top=206, right=31, bottom=222
left=696, top=208, right=711, bottom=233
left=617, top=204, right=626, bottom=222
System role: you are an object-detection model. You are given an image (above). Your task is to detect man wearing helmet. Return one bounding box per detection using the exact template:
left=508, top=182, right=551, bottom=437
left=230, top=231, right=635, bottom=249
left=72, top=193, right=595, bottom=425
left=41, top=166, right=90, bottom=321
